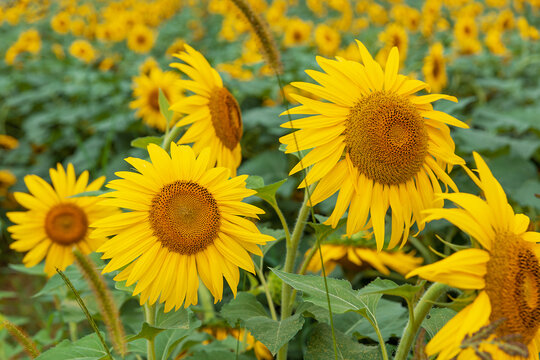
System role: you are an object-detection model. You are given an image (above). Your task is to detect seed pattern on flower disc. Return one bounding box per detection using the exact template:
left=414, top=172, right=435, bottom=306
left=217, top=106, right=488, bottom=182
left=208, top=87, right=242, bottom=150
left=485, top=234, right=540, bottom=344
left=345, top=91, right=429, bottom=185
left=149, top=181, right=221, bottom=255
left=45, top=203, right=88, bottom=245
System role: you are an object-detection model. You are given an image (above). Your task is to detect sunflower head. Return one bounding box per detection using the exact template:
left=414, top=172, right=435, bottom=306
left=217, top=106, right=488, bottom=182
left=170, top=45, right=243, bottom=175
left=7, top=164, right=117, bottom=276
left=94, top=143, right=273, bottom=311
left=280, top=40, right=467, bottom=251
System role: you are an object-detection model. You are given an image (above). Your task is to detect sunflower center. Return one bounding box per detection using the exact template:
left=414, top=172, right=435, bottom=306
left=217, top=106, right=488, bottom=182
left=149, top=181, right=220, bottom=255
left=345, top=91, right=428, bottom=185
left=485, top=233, right=540, bottom=344
left=44, top=203, right=88, bottom=245
left=432, top=58, right=441, bottom=78
left=208, top=87, right=242, bottom=150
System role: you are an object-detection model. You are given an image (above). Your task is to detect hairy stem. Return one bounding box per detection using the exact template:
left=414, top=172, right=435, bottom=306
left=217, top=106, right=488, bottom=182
left=254, top=263, right=277, bottom=321
left=394, top=282, right=449, bottom=360
left=0, top=315, right=40, bottom=358
left=74, top=250, right=126, bottom=356
left=198, top=283, right=216, bottom=321
left=143, top=303, right=156, bottom=360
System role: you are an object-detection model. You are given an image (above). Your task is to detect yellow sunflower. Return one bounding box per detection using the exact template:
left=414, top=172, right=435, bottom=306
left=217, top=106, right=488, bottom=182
left=69, top=39, right=96, bottom=64
left=130, top=67, right=183, bottom=131
left=0, top=134, right=19, bottom=150
left=283, top=17, right=312, bottom=47
left=127, top=25, right=155, bottom=54
left=280, top=40, right=468, bottom=251
left=422, top=42, right=447, bottom=94
left=170, top=45, right=243, bottom=176
left=305, top=242, right=423, bottom=276
left=407, top=152, right=540, bottom=360
left=0, top=169, right=16, bottom=196
left=93, top=144, right=273, bottom=312
left=7, top=164, right=117, bottom=277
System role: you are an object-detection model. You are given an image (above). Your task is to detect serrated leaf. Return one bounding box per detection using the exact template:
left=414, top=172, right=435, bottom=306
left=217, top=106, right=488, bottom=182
left=129, top=306, right=201, bottom=343
left=421, top=308, right=457, bottom=339
left=131, top=136, right=163, bottom=149
left=244, top=314, right=305, bottom=355
left=305, top=323, right=382, bottom=360
left=158, top=88, right=174, bottom=126
left=253, top=179, right=287, bottom=206
left=220, top=292, right=269, bottom=327
left=35, top=332, right=110, bottom=360
left=357, top=278, right=423, bottom=303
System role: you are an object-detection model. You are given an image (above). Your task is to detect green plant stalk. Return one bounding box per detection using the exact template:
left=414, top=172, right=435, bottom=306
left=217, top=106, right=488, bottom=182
left=269, top=201, right=291, bottom=245
left=56, top=268, right=113, bottom=359
left=69, top=322, right=78, bottom=342
left=161, top=124, right=183, bottom=152
left=317, top=244, right=339, bottom=360
left=276, top=191, right=312, bottom=360
left=0, top=315, right=40, bottom=358
left=394, top=282, right=449, bottom=360
left=254, top=262, right=277, bottom=321
left=143, top=303, right=156, bottom=360
left=73, top=250, right=126, bottom=356
left=198, top=282, right=216, bottom=321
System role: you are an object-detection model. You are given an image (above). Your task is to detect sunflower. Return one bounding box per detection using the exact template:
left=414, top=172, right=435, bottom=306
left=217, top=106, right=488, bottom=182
left=407, top=152, right=540, bottom=360
left=7, top=164, right=117, bottom=277
left=280, top=40, right=468, bottom=251
left=314, top=24, right=341, bottom=57
left=376, top=23, right=408, bottom=66
left=305, top=241, right=423, bottom=276
left=422, top=42, right=447, bottom=94
left=0, top=169, right=16, bottom=196
left=283, top=17, right=312, bottom=47
left=170, top=45, right=243, bottom=176
left=69, top=39, right=96, bottom=64
left=93, top=144, right=273, bottom=311
left=130, top=67, right=183, bottom=131
left=0, top=134, right=19, bottom=150
left=127, top=25, right=155, bottom=54
left=50, top=11, right=71, bottom=34
left=453, top=16, right=481, bottom=55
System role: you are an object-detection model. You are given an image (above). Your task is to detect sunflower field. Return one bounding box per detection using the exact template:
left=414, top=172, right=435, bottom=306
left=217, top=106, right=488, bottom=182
left=1, top=0, right=540, bottom=359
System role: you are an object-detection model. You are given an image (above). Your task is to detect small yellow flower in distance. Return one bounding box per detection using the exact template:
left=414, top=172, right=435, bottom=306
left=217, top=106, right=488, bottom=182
left=485, top=29, right=507, bottom=55
left=98, top=56, right=116, bottom=72
left=314, top=24, right=341, bottom=57
left=0, top=170, right=17, bottom=195
left=166, top=38, right=186, bottom=57
left=0, top=134, right=19, bottom=150
left=130, top=67, right=183, bottom=131
left=93, top=144, right=274, bottom=311
left=127, top=25, right=155, bottom=54
left=170, top=45, right=244, bottom=175
left=69, top=40, right=96, bottom=64
left=51, top=43, right=65, bottom=60
left=139, top=57, right=159, bottom=76
left=280, top=40, right=468, bottom=251
left=423, top=42, right=447, bottom=93
left=7, top=164, right=118, bottom=276
left=283, top=18, right=312, bottom=47
left=407, top=152, right=540, bottom=360
left=51, top=11, right=71, bottom=34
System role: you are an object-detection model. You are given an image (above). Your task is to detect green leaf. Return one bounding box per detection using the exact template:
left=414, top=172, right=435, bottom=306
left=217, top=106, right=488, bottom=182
left=421, top=307, right=457, bottom=338
left=129, top=306, right=201, bottom=343
left=158, top=88, right=174, bottom=126
left=131, top=136, right=163, bottom=149
left=68, top=190, right=109, bottom=198
left=9, top=264, right=45, bottom=276
left=356, top=278, right=423, bottom=303
left=244, top=314, right=305, bottom=355
left=270, top=268, right=374, bottom=314
left=253, top=179, right=288, bottom=206
left=128, top=322, right=165, bottom=342
left=35, top=332, right=110, bottom=360
left=305, top=323, right=382, bottom=360
left=245, top=175, right=265, bottom=190
left=220, top=292, right=269, bottom=327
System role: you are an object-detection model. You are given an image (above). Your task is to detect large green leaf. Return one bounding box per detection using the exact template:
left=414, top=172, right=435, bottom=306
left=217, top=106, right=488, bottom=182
left=421, top=308, right=457, bottom=339
left=35, top=333, right=110, bottom=360
left=220, top=292, right=269, bottom=327
left=356, top=278, right=423, bottom=304
left=305, top=324, right=382, bottom=360
left=244, top=314, right=305, bottom=355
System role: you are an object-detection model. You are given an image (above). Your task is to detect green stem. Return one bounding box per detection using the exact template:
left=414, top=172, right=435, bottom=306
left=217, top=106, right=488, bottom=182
left=69, top=322, right=78, bottom=342
left=270, top=201, right=291, bottom=245
left=277, top=191, right=312, bottom=360
left=143, top=303, right=156, bottom=360
left=198, top=282, right=216, bottom=321
left=368, top=317, right=388, bottom=360
left=394, top=283, right=449, bottom=360
left=254, top=263, right=277, bottom=321
left=73, top=250, right=126, bottom=356
left=160, top=125, right=182, bottom=152
left=317, top=244, right=339, bottom=360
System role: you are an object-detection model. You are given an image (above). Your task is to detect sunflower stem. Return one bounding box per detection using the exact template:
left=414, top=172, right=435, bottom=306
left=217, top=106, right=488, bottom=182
left=277, top=190, right=312, bottom=360
left=270, top=201, right=291, bottom=245
left=198, top=282, right=216, bottom=321
left=143, top=303, right=156, bottom=360
left=0, top=315, right=40, bottom=358
left=254, top=262, right=277, bottom=321
left=161, top=124, right=182, bottom=152
left=73, top=250, right=126, bottom=356
left=394, top=282, right=449, bottom=360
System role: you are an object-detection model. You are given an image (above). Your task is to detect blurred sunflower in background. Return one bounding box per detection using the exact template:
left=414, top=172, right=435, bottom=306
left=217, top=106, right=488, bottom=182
left=93, top=144, right=274, bottom=312
left=130, top=67, right=183, bottom=131
left=0, top=134, right=19, bottom=150
left=423, top=42, right=447, bottom=93
left=127, top=24, right=155, bottom=54
left=69, top=39, right=96, bottom=63
left=280, top=40, right=468, bottom=251
left=7, top=164, right=117, bottom=276
left=170, top=45, right=243, bottom=175
left=407, top=152, right=540, bottom=360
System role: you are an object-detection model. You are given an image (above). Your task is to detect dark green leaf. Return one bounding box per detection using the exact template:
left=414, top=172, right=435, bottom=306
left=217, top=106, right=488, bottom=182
left=421, top=308, right=457, bottom=339
left=220, top=292, right=269, bottom=327
left=244, top=314, right=305, bottom=355
left=131, top=136, right=163, bottom=149
left=35, top=333, right=109, bottom=360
